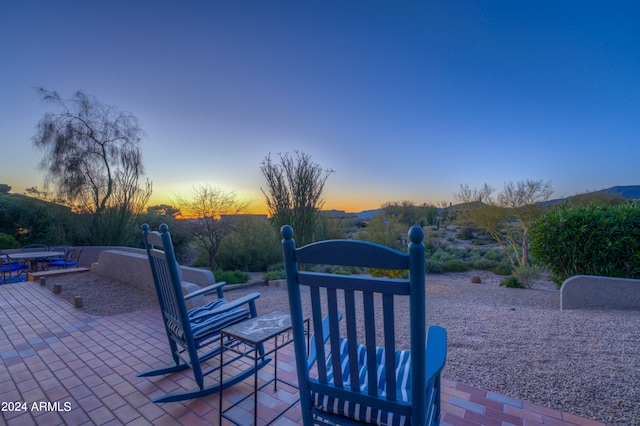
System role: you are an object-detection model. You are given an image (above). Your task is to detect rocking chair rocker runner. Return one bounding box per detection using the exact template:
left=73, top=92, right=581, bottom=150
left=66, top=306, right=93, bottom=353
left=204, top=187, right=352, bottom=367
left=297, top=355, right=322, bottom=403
left=140, top=223, right=270, bottom=403
left=282, top=225, right=447, bottom=426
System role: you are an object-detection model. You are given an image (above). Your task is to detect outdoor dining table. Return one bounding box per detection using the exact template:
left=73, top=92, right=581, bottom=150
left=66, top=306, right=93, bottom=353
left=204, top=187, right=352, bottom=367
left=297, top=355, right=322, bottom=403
left=6, top=251, right=65, bottom=272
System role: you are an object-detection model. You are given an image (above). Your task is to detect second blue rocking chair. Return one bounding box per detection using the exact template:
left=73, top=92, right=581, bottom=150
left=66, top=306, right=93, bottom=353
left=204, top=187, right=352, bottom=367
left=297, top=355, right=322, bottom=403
left=282, top=225, right=447, bottom=426
left=140, top=223, right=270, bottom=403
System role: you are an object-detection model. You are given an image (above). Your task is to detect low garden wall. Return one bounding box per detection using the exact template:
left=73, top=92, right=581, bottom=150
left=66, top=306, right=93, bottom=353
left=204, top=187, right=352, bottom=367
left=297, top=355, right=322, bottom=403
left=560, top=275, right=640, bottom=310
left=92, top=249, right=214, bottom=308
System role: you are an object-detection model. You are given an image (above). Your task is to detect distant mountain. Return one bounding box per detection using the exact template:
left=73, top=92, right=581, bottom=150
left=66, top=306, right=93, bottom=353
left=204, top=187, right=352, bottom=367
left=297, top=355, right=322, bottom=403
left=354, top=209, right=380, bottom=219
left=352, top=186, right=639, bottom=216
left=594, top=185, right=640, bottom=199
left=544, top=185, right=640, bottom=206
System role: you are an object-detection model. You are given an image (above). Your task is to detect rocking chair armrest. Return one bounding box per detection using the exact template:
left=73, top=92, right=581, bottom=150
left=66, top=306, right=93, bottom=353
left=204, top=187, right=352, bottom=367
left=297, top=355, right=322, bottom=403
left=425, top=325, right=447, bottom=382
left=184, top=281, right=226, bottom=300
left=189, top=292, right=261, bottom=321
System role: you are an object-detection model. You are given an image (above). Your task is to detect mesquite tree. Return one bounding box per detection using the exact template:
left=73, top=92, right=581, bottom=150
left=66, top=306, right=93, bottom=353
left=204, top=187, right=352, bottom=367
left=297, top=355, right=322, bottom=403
left=260, top=151, right=333, bottom=247
left=32, top=88, right=152, bottom=245
left=174, top=185, right=250, bottom=271
left=454, top=180, right=553, bottom=270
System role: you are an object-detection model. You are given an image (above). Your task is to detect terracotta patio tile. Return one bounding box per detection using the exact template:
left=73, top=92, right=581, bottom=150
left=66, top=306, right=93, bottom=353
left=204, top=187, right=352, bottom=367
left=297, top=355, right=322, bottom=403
left=136, top=401, right=166, bottom=422
left=523, top=400, right=565, bottom=419
left=101, top=392, right=128, bottom=410
left=456, top=382, right=488, bottom=398
left=66, top=383, right=93, bottom=400
left=86, top=405, right=118, bottom=424
left=31, top=410, right=63, bottom=426
left=561, top=412, right=608, bottom=426
left=112, top=403, right=142, bottom=424
left=75, top=394, right=104, bottom=412
left=0, top=282, right=612, bottom=426
left=484, top=406, right=525, bottom=425
left=442, top=411, right=483, bottom=426
left=505, top=404, right=545, bottom=423
left=464, top=408, right=503, bottom=426
left=42, top=384, right=69, bottom=401
left=469, top=393, right=505, bottom=411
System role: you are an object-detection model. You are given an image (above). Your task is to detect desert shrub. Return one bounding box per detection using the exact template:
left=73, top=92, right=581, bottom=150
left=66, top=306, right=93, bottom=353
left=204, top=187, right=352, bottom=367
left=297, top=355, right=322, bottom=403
left=464, top=248, right=483, bottom=262
left=456, top=225, right=476, bottom=240
left=472, top=238, right=485, bottom=245
left=426, top=260, right=445, bottom=274
left=430, top=250, right=456, bottom=263
left=216, top=217, right=281, bottom=271
left=316, top=265, right=361, bottom=274
left=368, top=268, right=407, bottom=279
left=424, top=237, right=446, bottom=255
left=262, top=269, right=285, bottom=281
left=500, top=276, right=525, bottom=289
left=0, top=232, right=20, bottom=249
left=492, top=261, right=513, bottom=276
left=443, top=259, right=469, bottom=272
left=483, top=249, right=504, bottom=262
left=267, top=263, right=285, bottom=272
left=192, top=248, right=210, bottom=268
left=472, top=258, right=497, bottom=270
left=513, top=265, right=541, bottom=289
left=214, top=269, right=250, bottom=285
left=530, top=203, right=640, bottom=287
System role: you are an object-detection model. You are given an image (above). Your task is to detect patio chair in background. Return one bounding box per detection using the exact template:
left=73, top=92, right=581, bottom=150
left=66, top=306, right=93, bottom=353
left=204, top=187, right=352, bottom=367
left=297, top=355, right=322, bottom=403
left=140, top=223, right=270, bottom=403
left=48, top=248, right=83, bottom=269
left=21, top=244, right=49, bottom=251
left=281, top=225, right=448, bottom=426
left=1, top=254, right=28, bottom=284
left=22, top=244, right=50, bottom=270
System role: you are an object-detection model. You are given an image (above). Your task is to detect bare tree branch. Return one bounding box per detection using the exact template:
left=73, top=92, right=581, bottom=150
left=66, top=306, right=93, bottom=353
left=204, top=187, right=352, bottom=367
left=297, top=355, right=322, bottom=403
left=32, top=88, right=151, bottom=245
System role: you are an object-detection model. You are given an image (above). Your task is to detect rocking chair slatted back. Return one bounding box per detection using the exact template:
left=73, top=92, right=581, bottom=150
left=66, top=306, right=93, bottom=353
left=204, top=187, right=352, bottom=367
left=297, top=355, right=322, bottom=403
left=282, top=225, right=447, bottom=426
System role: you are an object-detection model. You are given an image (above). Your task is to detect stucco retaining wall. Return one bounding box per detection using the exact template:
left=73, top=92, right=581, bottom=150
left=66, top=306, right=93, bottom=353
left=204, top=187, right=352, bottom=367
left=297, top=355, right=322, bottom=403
left=560, top=275, right=640, bottom=310
left=92, top=249, right=215, bottom=308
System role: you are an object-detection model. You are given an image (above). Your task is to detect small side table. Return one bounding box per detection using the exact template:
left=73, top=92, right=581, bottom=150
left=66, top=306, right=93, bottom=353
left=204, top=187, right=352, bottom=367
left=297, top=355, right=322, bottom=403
left=219, top=310, right=308, bottom=426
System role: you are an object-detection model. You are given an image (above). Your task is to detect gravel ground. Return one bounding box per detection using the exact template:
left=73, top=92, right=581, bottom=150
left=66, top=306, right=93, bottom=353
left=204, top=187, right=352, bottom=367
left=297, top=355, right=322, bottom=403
left=47, top=271, right=640, bottom=424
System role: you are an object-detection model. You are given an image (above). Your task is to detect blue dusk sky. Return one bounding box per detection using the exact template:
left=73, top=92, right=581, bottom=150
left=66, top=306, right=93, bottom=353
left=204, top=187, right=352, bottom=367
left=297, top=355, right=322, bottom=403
left=1, top=1, right=639, bottom=213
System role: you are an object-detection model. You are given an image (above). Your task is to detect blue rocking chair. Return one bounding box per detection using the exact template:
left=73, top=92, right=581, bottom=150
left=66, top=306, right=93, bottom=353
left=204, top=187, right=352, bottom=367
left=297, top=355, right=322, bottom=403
left=140, top=223, right=270, bottom=402
left=282, top=225, right=447, bottom=426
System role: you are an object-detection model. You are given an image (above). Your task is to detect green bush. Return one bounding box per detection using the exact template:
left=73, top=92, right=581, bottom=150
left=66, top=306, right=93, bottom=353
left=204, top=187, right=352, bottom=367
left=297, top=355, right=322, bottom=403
left=530, top=203, right=640, bottom=287
left=492, top=262, right=513, bottom=276
left=472, top=258, right=498, bottom=270
left=369, top=268, right=407, bottom=278
left=456, top=225, right=476, bottom=240
left=483, top=249, right=504, bottom=262
left=192, top=249, right=210, bottom=268
left=267, top=263, right=285, bottom=272
left=262, top=269, right=286, bottom=281
left=315, top=265, right=361, bottom=275
left=426, top=260, right=445, bottom=274
left=430, top=250, right=455, bottom=263
left=443, top=259, right=469, bottom=272
left=214, top=269, right=250, bottom=285
left=0, top=232, right=20, bottom=249
left=513, top=265, right=541, bottom=289
left=216, top=217, right=281, bottom=271
left=500, top=276, right=525, bottom=289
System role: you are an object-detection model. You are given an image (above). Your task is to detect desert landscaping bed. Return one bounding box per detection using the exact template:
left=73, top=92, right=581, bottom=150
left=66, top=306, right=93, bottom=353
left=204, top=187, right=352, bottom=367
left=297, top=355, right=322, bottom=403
left=46, top=270, right=639, bottom=424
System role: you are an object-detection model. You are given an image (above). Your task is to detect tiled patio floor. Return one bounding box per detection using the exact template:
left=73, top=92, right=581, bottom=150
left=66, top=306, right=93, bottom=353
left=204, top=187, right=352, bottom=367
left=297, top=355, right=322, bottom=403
left=0, top=282, right=609, bottom=426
